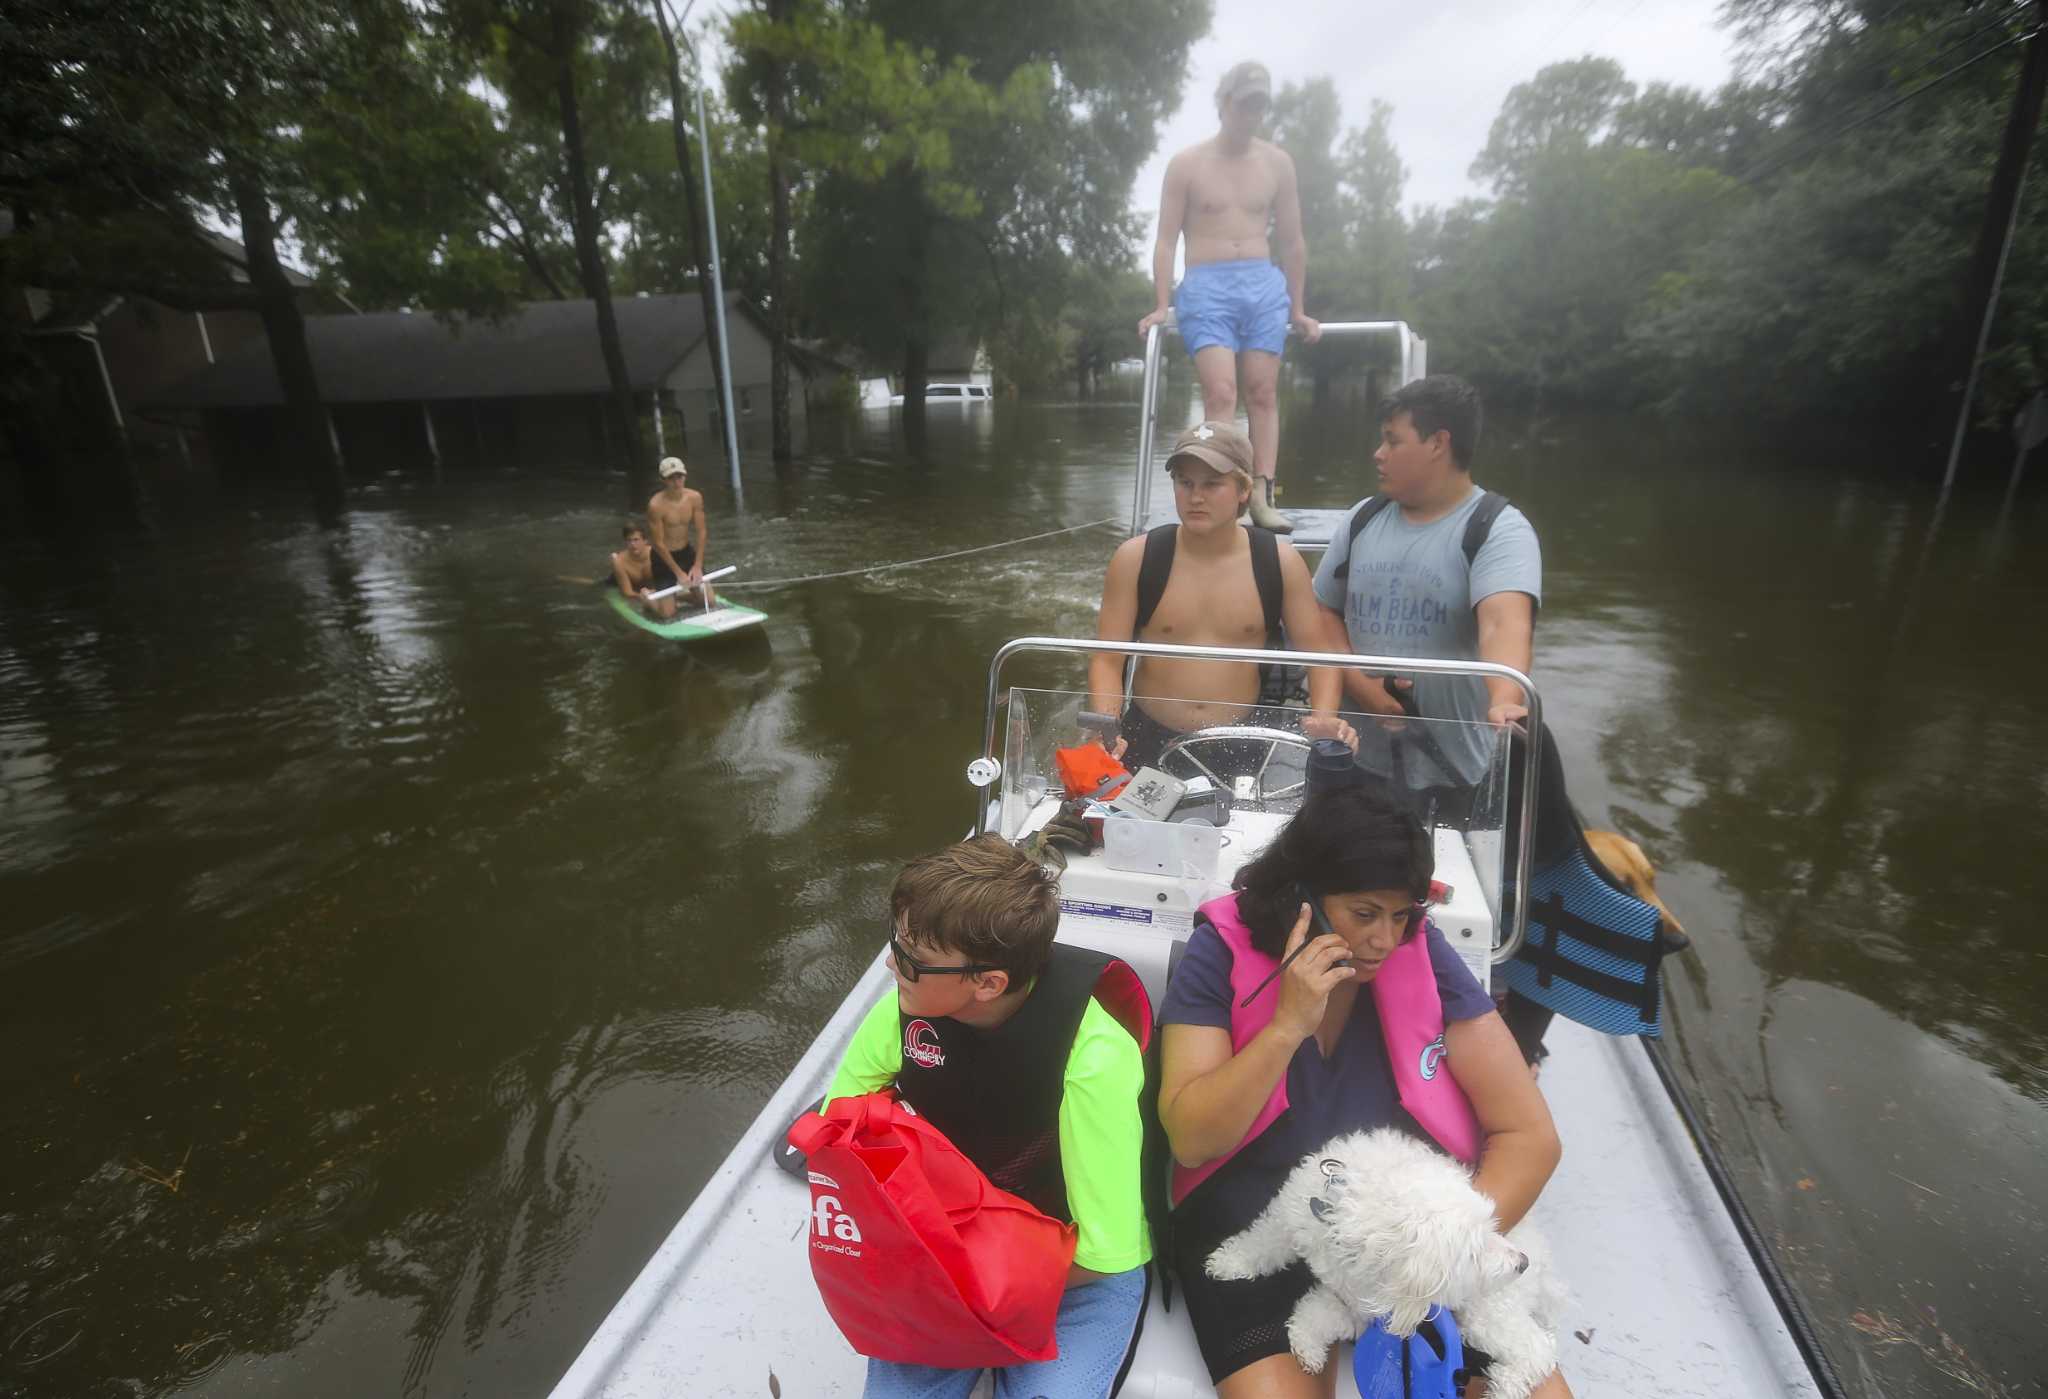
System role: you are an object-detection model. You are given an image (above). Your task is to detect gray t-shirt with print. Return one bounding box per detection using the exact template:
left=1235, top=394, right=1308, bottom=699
left=1311, top=487, right=1542, bottom=785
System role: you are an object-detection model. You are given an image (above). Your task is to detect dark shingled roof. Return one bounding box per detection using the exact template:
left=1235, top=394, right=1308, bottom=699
left=146, top=293, right=733, bottom=408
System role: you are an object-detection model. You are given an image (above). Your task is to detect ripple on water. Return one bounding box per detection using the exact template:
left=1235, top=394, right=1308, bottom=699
left=6, top=1305, right=84, bottom=1368
left=1855, top=932, right=1915, bottom=966
left=169, top=1331, right=234, bottom=1386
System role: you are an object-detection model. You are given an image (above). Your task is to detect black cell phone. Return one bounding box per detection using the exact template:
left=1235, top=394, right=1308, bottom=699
left=1295, top=884, right=1349, bottom=966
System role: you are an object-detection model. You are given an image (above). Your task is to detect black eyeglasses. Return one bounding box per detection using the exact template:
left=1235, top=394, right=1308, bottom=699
left=889, top=935, right=1001, bottom=984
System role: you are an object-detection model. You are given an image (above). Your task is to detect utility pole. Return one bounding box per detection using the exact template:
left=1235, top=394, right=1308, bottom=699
left=1932, top=2, right=2047, bottom=525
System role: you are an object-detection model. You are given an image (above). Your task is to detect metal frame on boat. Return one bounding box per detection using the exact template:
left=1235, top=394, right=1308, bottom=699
left=974, top=635, right=1541, bottom=960
left=1129, top=316, right=1427, bottom=539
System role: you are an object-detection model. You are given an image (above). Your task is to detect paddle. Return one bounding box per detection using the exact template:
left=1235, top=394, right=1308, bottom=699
left=644, top=563, right=736, bottom=606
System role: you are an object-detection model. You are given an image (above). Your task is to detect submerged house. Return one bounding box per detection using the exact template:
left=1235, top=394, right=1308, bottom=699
left=145, top=292, right=834, bottom=478
left=9, top=227, right=348, bottom=461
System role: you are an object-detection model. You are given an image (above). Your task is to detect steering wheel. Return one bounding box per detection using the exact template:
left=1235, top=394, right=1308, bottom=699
left=1155, top=724, right=1314, bottom=811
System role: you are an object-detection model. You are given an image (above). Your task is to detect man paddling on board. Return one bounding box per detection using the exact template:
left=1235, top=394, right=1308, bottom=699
left=1091, top=420, right=1354, bottom=774
left=1138, top=59, right=1320, bottom=535
left=647, top=456, right=714, bottom=607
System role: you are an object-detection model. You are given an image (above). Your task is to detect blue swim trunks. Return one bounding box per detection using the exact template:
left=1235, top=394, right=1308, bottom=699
left=1175, top=258, right=1291, bottom=357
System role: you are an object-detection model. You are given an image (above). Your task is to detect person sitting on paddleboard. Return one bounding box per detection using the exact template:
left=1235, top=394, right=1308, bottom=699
left=647, top=456, right=714, bottom=607
left=610, top=522, right=679, bottom=619
left=1157, top=782, right=1570, bottom=1397
left=1091, top=420, right=1354, bottom=774
left=823, top=835, right=1153, bottom=1396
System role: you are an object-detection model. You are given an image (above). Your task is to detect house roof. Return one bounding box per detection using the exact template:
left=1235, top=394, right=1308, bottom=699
left=19, top=223, right=328, bottom=331
left=145, top=293, right=752, bottom=408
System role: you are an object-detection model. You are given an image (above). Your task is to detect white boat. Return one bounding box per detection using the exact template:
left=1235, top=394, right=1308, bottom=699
left=548, top=320, right=1842, bottom=1399
left=893, top=381, right=995, bottom=406
left=860, top=378, right=994, bottom=410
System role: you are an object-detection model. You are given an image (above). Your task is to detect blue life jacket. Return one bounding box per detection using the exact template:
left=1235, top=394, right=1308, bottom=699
left=1352, top=1307, right=1465, bottom=1399
left=1498, top=722, right=1676, bottom=1037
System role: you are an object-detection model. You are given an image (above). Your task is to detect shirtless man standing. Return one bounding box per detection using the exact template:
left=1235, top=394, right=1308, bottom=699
left=1138, top=60, right=1320, bottom=535
left=1091, top=421, right=1353, bottom=774
left=646, top=456, right=713, bottom=606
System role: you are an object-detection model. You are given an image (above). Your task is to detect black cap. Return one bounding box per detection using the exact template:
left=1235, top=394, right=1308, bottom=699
left=1305, top=739, right=1363, bottom=800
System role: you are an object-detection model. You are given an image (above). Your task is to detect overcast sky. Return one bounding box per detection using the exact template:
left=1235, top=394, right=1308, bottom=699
left=1131, top=0, right=1742, bottom=250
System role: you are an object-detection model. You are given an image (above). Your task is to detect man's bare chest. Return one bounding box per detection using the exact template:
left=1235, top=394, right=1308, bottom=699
left=1190, top=161, right=1277, bottom=221
left=1142, top=567, right=1268, bottom=644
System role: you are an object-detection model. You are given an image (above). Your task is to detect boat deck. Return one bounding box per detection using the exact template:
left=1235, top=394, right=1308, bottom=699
left=548, top=942, right=1821, bottom=1399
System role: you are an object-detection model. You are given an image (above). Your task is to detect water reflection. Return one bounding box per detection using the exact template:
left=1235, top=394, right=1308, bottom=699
left=0, top=401, right=2041, bottom=1398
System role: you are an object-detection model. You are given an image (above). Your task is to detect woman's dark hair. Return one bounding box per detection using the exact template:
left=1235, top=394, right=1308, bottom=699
left=1232, top=784, right=1434, bottom=958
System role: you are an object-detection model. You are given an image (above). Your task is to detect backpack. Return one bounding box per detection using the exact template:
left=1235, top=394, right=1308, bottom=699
left=1329, top=491, right=1512, bottom=585
left=1133, top=524, right=1295, bottom=708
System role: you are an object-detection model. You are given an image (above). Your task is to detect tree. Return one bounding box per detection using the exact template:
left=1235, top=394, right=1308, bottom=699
left=731, top=0, right=1208, bottom=445
left=725, top=0, right=801, bottom=460
left=1471, top=56, right=1636, bottom=196
left=1639, top=0, right=2048, bottom=426
left=443, top=0, right=659, bottom=491
left=2, top=0, right=356, bottom=513
left=285, top=16, right=579, bottom=312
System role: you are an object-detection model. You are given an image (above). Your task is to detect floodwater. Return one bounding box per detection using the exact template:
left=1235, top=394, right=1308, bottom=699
left=2, top=393, right=2043, bottom=1398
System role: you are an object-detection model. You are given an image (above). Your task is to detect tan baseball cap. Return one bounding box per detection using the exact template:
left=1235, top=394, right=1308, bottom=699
left=658, top=456, right=687, bottom=478
left=1216, top=61, right=1272, bottom=108
left=1165, top=421, right=1255, bottom=481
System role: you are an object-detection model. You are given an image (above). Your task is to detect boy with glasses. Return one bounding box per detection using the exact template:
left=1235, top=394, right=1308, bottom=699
left=823, top=834, right=1152, bottom=1398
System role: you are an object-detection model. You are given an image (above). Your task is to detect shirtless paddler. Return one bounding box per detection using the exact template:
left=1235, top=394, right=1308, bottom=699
left=647, top=456, right=713, bottom=607
left=1138, top=59, right=1321, bottom=535
left=1091, top=421, right=1353, bottom=774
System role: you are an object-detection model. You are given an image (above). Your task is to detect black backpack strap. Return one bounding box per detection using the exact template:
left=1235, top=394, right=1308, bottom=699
left=1132, top=524, right=1178, bottom=635
left=1246, top=525, right=1283, bottom=645
left=1460, top=490, right=1510, bottom=567
left=1331, top=495, right=1395, bottom=583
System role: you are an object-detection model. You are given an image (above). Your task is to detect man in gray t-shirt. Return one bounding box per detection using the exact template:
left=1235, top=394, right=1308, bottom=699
left=1311, top=375, right=1540, bottom=789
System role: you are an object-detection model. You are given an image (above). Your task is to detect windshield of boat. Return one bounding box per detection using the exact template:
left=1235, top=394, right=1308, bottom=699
left=997, top=685, right=1514, bottom=921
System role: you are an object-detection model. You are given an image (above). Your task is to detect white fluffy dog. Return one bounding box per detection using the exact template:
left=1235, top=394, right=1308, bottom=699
left=1206, top=1128, right=1565, bottom=1399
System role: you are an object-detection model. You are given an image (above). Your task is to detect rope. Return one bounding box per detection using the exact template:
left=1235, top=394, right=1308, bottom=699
left=733, top=517, right=1121, bottom=591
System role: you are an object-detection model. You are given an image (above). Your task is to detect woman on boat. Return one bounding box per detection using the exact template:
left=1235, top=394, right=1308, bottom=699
left=1158, top=782, right=1570, bottom=1397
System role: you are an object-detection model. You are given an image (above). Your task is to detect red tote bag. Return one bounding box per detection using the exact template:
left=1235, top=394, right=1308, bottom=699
left=787, top=1091, right=1077, bottom=1368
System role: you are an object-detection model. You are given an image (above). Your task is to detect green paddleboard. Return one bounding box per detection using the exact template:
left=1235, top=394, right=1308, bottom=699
left=605, top=588, right=768, bottom=642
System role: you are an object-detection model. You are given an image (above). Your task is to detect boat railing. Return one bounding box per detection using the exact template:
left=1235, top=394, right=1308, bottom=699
left=1129, top=314, right=1430, bottom=536
left=974, top=636, right=1541, bottom=962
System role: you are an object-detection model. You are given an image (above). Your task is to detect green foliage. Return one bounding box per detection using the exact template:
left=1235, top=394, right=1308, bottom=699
left=729, top=0, right=1207, bottom=399
left=1642, top=0, right=2045, bottom=421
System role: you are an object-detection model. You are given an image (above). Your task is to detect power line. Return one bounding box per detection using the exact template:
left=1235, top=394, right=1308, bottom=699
left=1734, top=25, right=2037, bottom=184
left=735, top=517, right=1121, bottom=591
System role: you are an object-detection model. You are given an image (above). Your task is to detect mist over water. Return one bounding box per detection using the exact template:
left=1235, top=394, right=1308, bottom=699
left=2, top=393, right=2042, bottom=1397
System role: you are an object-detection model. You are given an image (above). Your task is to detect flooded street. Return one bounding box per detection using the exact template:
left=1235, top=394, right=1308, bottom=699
left=3, top=395, right=2043, bottom=1398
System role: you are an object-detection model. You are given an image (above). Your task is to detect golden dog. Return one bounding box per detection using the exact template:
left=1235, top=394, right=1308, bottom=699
left=1582, top=830, right=1686, bottom=940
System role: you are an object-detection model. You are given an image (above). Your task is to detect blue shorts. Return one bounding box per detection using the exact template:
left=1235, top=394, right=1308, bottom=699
left=1175, top=259, right=1290, bottom=357
left=862, top=1264, right=1148, bottom=1399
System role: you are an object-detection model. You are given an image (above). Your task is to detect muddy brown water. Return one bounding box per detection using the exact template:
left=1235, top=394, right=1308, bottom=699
left=3, top=395, right=2043, bottom=1397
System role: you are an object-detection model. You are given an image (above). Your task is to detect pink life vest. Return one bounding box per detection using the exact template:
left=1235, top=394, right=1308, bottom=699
left=1171, top=892, right=1482, bottom=1206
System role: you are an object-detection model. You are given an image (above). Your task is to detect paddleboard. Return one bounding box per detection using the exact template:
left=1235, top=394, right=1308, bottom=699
left=605, top=588, right=767, bottom=642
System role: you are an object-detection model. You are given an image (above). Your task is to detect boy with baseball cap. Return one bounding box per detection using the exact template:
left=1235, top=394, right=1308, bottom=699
left=1090, top=421, right=1351, bottom=772
left=646, top=455, right=713, bottom=605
